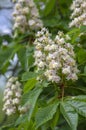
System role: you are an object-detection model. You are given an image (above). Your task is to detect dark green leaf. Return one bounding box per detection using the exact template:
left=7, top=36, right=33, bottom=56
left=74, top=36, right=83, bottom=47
left=43, top=0, right=56, bottom=16
left=22, top=71, right=38, bottom=81
left=50, top=109, right=60, bottom=129
left=77, top=49, right=86, bottom=63
left=84, top=66, right=86, bottom=75
left=15, top=87, right=42, bottom=125
left=21, top=88, right=42, bottom=121
left=80, top=26, right=86, bottom=33
left=24, top=78, right=37, bottom=93
left=36, top=102, right=59, bottom=128
left=60, top=102, right=78, bottom=130
left=69, top=100, right=86, bottom=118
left=17, top=46, right=27, bottom=70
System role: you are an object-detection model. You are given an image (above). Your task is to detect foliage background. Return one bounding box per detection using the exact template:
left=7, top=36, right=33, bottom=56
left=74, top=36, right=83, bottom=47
left=0, top=0, right=86, bottom=130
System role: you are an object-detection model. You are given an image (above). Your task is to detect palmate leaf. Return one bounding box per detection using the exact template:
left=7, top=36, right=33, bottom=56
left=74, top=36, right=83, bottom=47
left=60, top=102, right=78, bottom=130
left=35, top=101, right=59, bottom=128
left=22, top=71, right=38, bottom=81
left=77, top=49, right=86, bottom=64
left=66, top=95, right=86, bottom=118
left=15, top=87, right=42, bottom=125
left=67, top=27, right=80, bottom=44
left=72, top=95, right=86, bottom=102
left=80, top=25, right=86, bottom=33
left=50, top=108, right=60, bottom=129
left=69, top=101, right=86, bottom=118
left=43, top=0, right=56, bottom=16
left=27, top=87, right=42, bottom=121
left=16, top=120, right=36, bottom=130
left=24, top=78, right=37, bottom=93
left=0, top=46, right=14, bottom=73
left=17, top=46, right=27, bottom=70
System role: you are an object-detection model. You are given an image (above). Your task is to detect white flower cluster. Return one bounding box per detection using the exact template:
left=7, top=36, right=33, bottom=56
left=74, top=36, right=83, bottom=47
left=69, top=0, right=86, bottom=27
left=3, top=77, right=22, bottom=116
left=34, top=28, right=79, bottom=83
left=13, top=0, right=43, bottom=35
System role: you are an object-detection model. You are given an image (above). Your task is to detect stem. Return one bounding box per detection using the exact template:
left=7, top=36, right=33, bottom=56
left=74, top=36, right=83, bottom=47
left=58, top=83, right=65, bottom=100
left=61, top=83, right=64, bottom=101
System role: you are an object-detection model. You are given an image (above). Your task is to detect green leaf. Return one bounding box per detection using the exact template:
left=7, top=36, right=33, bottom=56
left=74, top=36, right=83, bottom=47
left=72, top=95, right=86, bottom=102
left=0, top=46, right=14, bottom=73
left=67, top=96, right=86, bottom=118
left=68, top=86, right=86, bottom=94
left=35, top=102, right=59, bottom=128
left=60, top=102, right=78, bottom=130
left=15, top=113, right=28, bottom=126
left=68, top=28, right=80, bottom=43
left=22, top=71, right=38, bottom=81
left=28, top=88, right=42, bottom=121
left=16, top=119, right=36, bottom=130
left=77, top=49, right=86, bottom=63
left=24, top=78, right=37, bottom=93
left=43, top=0, right=56, bottom=16
left=27, top=53, right=34, bottom=68
left=71, top=101, right=86, bottom=118
left=24, top=87, right=42, bottom=119
left=50, top=109, right=60, bottom=129
left=15, top=87, right=42, bottom=125
left=17, top=46, right=27, bottom=70
left=84, top=66, right=86, bottom=75
left=80, top=25, right=86, bottom=33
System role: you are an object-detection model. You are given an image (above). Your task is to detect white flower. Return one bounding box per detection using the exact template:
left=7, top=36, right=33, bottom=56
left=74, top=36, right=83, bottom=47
left=28, top=0, right=35, bottom=7
left=34, top=51, right=43, bottom=58
left=71, top=73, right=78, bottom=81
left=22, top=7, right=29, bottom=14
left=28, top=19, right=35, bottom=26
left=31, top=7, right=39, bottom=17
left=65, top=35, right=71, bottom=40
left=15, top=92, right=22, bottom=98
left=34, top=28, right=79, bottom=83
left=13, top=98, right=20, bottom=105
left=62, top=67, right=71, bottom=75
left=52, top=76, right=61, bottom=83
left=6, top=109, right=13, bottom=116
left=67, top=73, right=78, bottom=81
left=4, top=99, right=12, bottom=106
left=6, top=82, right=12, bottom=88
left=7, top=91, right=13, bottom=97
left=13, top=23, right=19, bottom=29
left=15, top=3, right=21, bottom=10
left=4, top=88, right=11, bottom=95
left=15, top=81, right=21, bottom=87
left=3, top=77, right=22, bottom=116
left=11, top=84, right=16, bottom=90
left=8, top=77, right=17, bottom=82
left=18, top=106, right=27, bottom=113
left=49, top=61, right=60, bottom=69
left=69, top=0, right=86, bottom=27
left=38, top=61, right=45, bottom=68
left=13, top=0, right=43, bottom=36
left=35, top=44, right=43, bottom=50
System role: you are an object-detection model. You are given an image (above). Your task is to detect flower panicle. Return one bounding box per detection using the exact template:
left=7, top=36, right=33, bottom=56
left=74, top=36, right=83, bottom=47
left=69, top=0, right=86, bottom=27
left=34, top=28, right=79, bottom=83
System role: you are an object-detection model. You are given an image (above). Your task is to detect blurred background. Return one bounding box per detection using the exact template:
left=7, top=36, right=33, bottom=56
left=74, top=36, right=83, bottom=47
left=0, top=0, right=13, bottom=125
